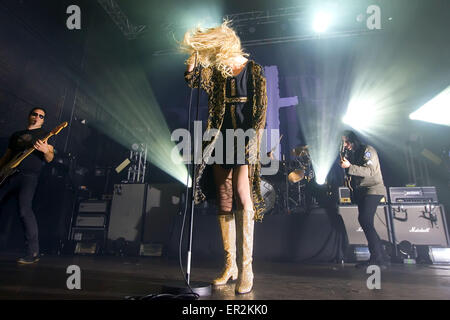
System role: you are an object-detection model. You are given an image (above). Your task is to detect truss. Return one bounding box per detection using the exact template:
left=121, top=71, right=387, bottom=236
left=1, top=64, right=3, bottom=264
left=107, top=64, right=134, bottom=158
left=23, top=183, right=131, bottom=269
left=152, top=5, right=383, bottom=55
left=97, top=0, right=147, bottom=40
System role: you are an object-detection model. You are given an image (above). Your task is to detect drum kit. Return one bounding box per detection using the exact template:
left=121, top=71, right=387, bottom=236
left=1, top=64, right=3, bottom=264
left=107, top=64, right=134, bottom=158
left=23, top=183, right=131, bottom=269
left=260, top=145, right=315, bottom=215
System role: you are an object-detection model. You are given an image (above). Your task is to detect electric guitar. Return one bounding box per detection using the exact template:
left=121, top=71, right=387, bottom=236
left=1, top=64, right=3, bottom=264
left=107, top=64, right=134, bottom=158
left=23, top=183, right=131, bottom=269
left=340, top=141, right=353, bottom=194
left=0, top=122, right=68, bottom=187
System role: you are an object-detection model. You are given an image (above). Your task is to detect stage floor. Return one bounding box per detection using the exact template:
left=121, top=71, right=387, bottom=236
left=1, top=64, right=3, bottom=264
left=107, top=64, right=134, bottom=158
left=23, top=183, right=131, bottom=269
left=1, top=253, right=449, bottom=300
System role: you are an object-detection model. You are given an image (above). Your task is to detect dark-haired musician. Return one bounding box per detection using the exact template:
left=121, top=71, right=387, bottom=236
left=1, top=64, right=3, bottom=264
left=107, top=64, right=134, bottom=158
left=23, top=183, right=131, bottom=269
left=0, top=107, right=54, bottom=264
left=340, top=130, right=388, bottom=269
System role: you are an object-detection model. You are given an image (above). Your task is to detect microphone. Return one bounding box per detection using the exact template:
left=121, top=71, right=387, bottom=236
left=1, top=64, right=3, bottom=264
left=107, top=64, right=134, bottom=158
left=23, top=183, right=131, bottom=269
left=192, top=51, right=200, bottom=70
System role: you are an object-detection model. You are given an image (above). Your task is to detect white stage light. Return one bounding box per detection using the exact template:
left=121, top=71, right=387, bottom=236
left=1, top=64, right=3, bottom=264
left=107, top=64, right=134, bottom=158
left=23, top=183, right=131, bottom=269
left=409, top=86, right=450, bottom=126
left=342, top=98, right=382, bottom=134
left=315, top=172, right=327, bottom=185
left=313, top=12, right=332, bottom=33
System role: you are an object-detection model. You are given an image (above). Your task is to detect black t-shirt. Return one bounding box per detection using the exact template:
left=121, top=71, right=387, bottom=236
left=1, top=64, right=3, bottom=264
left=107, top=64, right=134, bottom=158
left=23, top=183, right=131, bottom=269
left=8, top=128, right=51, bottom=174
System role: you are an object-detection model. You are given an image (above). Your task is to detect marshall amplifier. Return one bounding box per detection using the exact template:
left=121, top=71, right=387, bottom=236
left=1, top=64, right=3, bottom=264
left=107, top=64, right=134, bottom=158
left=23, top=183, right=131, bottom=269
left=389, top=187, right=438, bottom=204
left=390, top=204, right=449, bottom=247
left=338, top=205, right=393, bottom=245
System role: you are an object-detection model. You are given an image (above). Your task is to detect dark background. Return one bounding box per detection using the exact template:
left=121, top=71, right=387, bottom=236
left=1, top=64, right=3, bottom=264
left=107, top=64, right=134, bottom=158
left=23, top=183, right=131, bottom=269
left=0, top=0, right=449, bottom=255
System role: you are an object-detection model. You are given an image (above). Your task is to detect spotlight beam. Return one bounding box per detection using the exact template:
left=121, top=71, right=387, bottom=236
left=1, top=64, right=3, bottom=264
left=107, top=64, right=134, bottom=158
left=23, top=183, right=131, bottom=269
left=77, top=60, right=191, bottom=186
left=409, top=85, right=450, bottom=126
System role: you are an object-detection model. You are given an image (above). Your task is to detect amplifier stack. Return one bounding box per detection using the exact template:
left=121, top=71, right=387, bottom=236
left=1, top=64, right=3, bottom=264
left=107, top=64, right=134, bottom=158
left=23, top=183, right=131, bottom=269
left=389, top=187, right=448, bottom=249
left=338, top=186, right=449, bottom=263
left=67, top=183, right=181, bottom=256
left=70, top=200, right=110, bottom=254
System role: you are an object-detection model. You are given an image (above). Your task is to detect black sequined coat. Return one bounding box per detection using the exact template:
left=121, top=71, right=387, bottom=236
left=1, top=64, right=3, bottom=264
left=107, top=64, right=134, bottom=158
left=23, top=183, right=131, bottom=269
left=184, top=60, right=268, bottom=221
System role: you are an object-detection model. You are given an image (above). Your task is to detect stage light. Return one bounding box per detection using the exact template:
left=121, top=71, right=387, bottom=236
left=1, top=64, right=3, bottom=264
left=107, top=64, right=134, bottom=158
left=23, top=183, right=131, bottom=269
left=341, top=86, right=400, bottom=143
left=315, top=171, right=327, bottom=185
left=339, top=35, right=428, bottom=150
left=297, top=100, right=344, bottom=191
left=78, top=62, right=191, bottom=187
left=176, top=5, right=223, bottom=31
left=409, top=85, right=450, bottom=126
left=115, top=158, right=131, bottom=174
left=309, top=143, right=339, bottom=187
left=342, top=98, right=379, bottom=131
left=356, top=14, right=364, bottom=23
left=313, top=11, right=332, bottom=33
left=131, top=143, right=140, bottom=151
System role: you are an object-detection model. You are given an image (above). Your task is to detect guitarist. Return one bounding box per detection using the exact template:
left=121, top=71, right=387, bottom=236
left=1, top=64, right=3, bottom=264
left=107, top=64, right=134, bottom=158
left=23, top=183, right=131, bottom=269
left=339, top=130, right=388, bottom=269
left=0, top=107, right=54, bottom=264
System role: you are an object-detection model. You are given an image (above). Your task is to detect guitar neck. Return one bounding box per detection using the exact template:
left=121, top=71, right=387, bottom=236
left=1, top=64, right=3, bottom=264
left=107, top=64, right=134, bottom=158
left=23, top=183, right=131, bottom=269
left=10, top=132, right=54, bottom=169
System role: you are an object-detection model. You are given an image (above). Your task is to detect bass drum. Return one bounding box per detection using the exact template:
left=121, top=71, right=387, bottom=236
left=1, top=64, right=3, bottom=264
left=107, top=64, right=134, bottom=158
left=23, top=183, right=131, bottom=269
left=260, top=178, right=278, bottom=215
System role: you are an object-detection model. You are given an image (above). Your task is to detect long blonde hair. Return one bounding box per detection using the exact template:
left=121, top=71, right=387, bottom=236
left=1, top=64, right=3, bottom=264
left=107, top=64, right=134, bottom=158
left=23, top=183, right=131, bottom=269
left=180, top=20, right=248, bottom=78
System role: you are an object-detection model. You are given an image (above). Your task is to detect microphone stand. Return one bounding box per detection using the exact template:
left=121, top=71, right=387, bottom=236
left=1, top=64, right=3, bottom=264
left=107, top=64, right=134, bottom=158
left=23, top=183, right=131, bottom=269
left=162, top=56, right=212, bottom=297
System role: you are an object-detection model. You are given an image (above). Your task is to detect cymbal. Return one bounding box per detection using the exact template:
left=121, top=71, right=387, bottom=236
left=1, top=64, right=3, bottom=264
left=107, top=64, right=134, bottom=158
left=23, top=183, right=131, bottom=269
left=288, top=169, right=305, bottom=183
left=291, top=145, right=309, bottom=156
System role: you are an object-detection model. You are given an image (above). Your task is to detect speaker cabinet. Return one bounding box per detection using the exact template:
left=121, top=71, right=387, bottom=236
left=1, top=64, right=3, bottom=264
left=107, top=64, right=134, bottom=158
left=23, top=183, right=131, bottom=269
left=107, top=183, right=182, bottom=255
left=108, top=184, right=148, bottom=243
left=338, top=205, right=392, bottom=245
left=390, top=204, right=449, bottom=247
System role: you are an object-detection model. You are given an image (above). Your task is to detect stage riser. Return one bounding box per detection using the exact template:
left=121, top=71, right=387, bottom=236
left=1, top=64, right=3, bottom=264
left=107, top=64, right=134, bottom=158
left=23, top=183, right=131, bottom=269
left=167, top=207, right=346, bottom=262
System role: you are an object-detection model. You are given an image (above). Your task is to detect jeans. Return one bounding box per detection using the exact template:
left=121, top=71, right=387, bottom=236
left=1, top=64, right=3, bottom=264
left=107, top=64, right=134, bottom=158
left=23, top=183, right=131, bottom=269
left=0, top=172, right=39, bottom=255
left=356, top=194, right=385, bottom=262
